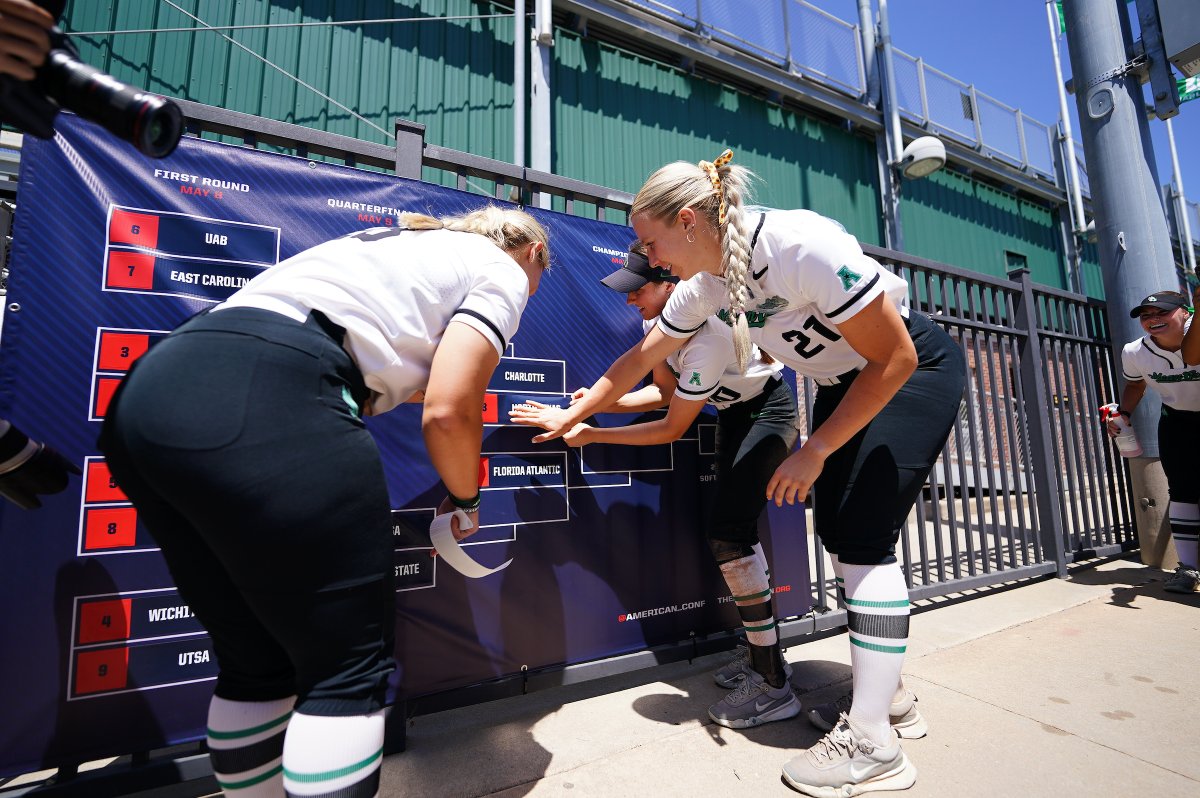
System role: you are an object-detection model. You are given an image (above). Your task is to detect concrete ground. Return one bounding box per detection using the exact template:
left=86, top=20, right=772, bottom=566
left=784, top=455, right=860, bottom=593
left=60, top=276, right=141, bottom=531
left=5, top=555, right=1194, bottom=797
left=382, top=556, right=1198, bottom=797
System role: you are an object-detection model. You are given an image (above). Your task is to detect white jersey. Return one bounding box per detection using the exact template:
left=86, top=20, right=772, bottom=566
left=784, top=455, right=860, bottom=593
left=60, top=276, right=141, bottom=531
left=643, top=317, right=783, bottom=410
left=1121, top=320, right=1200, bottom=411
left=216, top=227, right=529, bottom=413
left=659, top=209, right=908, bottom=381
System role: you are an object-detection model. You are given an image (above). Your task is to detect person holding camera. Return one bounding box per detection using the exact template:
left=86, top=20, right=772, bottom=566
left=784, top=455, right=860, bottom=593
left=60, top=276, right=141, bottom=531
left=0, top=0, right=52, bottom=81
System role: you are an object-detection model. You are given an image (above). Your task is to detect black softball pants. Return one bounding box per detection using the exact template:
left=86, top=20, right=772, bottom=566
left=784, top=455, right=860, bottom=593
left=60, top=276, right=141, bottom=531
left=98, top=307, right=396, bottom=716
left=811, top=311, right=966, bottom=565
left=1159, top=405, right=1200, bottom=505
left=710, top=375, right=800, bottom=543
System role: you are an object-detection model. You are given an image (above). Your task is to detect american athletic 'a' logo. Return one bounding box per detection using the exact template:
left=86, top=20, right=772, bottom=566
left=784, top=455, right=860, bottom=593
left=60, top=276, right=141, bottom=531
left=837, top=265, right=862, bottom=291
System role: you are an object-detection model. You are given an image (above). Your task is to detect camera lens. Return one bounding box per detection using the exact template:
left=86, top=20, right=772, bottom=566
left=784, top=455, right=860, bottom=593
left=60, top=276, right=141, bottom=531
left=134, top=98, right=184, bottom=159
left=41, top=50, right=184, bottom=159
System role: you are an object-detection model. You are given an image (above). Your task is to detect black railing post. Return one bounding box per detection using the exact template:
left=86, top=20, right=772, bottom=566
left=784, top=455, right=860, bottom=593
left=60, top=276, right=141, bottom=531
left=1009, top=268, right=1068, bottom=577
left=394, top=118, right=427, bottom=180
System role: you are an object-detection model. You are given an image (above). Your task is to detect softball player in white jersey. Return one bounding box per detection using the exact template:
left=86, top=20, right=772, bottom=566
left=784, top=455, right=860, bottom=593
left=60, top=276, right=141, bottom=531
left=1116, top=290, right=1200, bottom=594
left=522, top=247, right=800, bottom=728
left=101, top=206, right=550, bottom=798
left=514, top=151, right=965, bottom=797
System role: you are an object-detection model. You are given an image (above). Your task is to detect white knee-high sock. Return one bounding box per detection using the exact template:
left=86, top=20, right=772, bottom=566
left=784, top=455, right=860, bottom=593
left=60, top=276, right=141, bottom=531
left=282, top=709, right=386, bottom=798
left=1169, top=501, right=1199, bottom=569
left=842, top=562, right=910, bottom=747
left=206, top=695, right=295, bottom=796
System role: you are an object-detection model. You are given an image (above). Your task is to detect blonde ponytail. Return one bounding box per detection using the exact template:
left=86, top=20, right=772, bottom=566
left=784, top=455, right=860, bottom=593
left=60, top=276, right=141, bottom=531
left=631, top=149, right=756, bottom=368
left=398, top=206, right=550, bottom=269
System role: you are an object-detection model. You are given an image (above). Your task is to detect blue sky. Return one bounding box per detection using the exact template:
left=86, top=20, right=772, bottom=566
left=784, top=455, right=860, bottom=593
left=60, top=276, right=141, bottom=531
left=806, top=0, right=1200, bottom=211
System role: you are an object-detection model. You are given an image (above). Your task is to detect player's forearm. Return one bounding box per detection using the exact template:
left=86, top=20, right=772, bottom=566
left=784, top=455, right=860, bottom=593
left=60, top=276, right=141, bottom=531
left=1118, top=381, right=1146, bottom=415
left=610, top=385, right=668, bottom=413
left=422, top=407, right=483, bottom=500
left=565, top=348, right=659, bottom=424
left=584, top=419, right=682, bottom=447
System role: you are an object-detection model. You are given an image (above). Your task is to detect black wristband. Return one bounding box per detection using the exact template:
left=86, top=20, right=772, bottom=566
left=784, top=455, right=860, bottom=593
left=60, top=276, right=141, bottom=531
left=1116, top=408, right=1131, bottom=418
left=449, top=492, right=481, bottom=511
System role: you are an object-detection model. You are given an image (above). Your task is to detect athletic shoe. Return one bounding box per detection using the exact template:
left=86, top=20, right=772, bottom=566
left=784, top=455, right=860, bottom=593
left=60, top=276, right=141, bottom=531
left=1163, top=565, right=1200, bottom=594
left=712, top=644, right=794, bottom=688
left=708, top=670, right=800, bottom=729
left=782, top=713, right=917, bottom=797
left=806, top=689, right=927, bottom=739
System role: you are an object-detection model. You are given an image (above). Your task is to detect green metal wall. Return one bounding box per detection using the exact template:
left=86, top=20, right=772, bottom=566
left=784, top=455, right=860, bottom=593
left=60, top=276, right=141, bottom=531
left=59, top=1, right=1078, bottom=288
left=551, top=30, right=883, bottom=243
left=63, top=0, right=516, bottom=181
left=900, top=168, right=1067, bottom=289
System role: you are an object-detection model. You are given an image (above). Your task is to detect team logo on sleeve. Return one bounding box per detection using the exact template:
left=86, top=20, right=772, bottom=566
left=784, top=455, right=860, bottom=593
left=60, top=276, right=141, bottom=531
left=837, top=265, right=863, bottom=291
left=689, top=371, right=703, bottom=386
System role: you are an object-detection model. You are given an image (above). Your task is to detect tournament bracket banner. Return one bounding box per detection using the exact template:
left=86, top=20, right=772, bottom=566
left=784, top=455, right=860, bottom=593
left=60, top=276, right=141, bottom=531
left=0, top=114, right=810, bottom=776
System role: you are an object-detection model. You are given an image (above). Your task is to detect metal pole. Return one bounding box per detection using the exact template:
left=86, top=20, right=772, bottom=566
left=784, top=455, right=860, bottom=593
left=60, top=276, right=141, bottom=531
left=514, top=0, right=526, bottom=168
left=1063, top=0, right=1175, bottom=562
left=874, top=0, right=903, bottom=250
left=856, top=0, right=879, bottom=104
left=1166, top=117, right=1197, bottom=275
left=1046, top=0, right=1087, bottom=236
left=877, top=0, right=903, bottom=164
left=530, top=0, right=553, bottom=206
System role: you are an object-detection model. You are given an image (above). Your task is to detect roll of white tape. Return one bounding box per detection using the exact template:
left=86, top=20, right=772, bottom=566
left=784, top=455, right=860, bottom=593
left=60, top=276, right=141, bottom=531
left=428, top=510, right=512, bottom=578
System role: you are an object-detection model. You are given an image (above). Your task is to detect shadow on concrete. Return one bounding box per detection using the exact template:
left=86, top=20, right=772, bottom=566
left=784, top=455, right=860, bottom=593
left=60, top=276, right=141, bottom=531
left=1068, top=563, right=1200, bottom=609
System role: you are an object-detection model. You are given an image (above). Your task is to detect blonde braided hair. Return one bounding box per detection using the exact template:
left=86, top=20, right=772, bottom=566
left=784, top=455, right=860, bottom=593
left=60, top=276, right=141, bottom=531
left=631, top=149, right=756, bottom=368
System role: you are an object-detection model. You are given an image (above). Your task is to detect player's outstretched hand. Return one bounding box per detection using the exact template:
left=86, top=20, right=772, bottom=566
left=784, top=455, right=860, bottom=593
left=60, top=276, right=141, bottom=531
left=509, top=399, right=573, bottom=442
left=765, top=444, right=827, bottom=508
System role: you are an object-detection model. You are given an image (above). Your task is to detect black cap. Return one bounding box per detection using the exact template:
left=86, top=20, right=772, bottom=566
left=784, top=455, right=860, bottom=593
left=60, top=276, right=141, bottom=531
left=600, top=251, right=678, bottom=293
left=1129, top=290, right=1190, bottom=318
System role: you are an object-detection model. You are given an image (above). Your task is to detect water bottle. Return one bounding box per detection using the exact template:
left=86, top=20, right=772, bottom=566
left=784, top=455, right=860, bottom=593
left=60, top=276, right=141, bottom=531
left=1099, top=403, right=1142, bottom=458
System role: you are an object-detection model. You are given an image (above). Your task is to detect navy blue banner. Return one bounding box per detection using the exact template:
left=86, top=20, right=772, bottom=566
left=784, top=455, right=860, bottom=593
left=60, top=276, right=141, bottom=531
left=0, top=114, right=810, bottom=776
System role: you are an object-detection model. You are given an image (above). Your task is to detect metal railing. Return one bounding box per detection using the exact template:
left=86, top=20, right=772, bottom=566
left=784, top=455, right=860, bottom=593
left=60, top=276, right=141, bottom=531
left=614, top=2, right=1058, bottom=182
left=891, top=47, right=1057, bottom=180
left=796, top=248, right=1134, bottom=631
left=619, top=0, right=865, bottom=97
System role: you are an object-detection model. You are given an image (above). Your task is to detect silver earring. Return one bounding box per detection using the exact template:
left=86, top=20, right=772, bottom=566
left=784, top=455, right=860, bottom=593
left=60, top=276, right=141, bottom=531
left=686, top=226, right=696, bottom=244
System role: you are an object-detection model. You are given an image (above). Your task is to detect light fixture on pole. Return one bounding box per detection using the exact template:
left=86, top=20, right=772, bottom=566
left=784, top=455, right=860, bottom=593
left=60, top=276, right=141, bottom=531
left=897, top=136, right=946, bottom=179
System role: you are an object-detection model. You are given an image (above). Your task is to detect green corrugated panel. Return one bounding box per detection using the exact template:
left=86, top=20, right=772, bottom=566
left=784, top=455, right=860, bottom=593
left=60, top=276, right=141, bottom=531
left=551, top=31, right=881, bottom=242
left=147, top=0, right=196, bottom=102
left=62, top=1, right=117, bottom=76
left=1079, top=242, right=1104, bottom=299
left=61, top=1, right=515, bottom=154
left=900, top=168, right=1066, bottom=288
